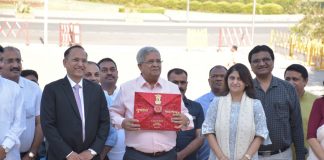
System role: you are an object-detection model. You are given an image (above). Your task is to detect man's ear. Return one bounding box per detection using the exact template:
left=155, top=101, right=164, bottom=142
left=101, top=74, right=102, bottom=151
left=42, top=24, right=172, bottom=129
left=63, top=58, right=67, bottom=67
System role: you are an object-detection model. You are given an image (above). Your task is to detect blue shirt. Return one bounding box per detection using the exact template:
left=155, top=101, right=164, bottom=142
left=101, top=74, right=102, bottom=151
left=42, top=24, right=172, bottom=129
left=195, top=91, right=216, bottom=160
left=196, top=92, right=216, bottom=116
left=104, top=91, right=117, bottom=147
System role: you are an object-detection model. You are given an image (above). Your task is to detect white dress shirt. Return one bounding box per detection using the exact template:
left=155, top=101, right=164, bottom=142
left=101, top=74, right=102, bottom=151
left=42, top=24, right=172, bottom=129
left=67, top=76, right=85, bottom=140
left=0, top=76, right=26, bottom=159
left=18, top=77, right=42, bottom=152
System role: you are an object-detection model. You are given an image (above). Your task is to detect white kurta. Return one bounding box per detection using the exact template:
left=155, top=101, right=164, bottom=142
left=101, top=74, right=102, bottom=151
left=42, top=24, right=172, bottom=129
left=0, top=76, right=26, bottom=160
left=18, top=77, right=42, bottom=152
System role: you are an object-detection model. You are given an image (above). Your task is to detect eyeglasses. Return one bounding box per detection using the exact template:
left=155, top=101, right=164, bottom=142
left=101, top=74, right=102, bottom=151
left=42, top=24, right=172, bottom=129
left=251, top=57, right=272, bottom=64
left=142, top=60, right=163, bottom=65
left=3, top=58, right=22, bottom=64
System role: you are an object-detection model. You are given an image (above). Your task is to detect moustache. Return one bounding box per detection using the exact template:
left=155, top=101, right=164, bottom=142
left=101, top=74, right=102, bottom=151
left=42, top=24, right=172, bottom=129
left=10, top=68, right=20, bottom=72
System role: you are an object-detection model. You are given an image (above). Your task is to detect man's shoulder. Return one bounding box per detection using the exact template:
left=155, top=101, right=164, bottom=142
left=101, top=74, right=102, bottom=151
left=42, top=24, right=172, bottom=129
left=187, top=98, right=203, bottom=107
left=20, top=77, right=41, bottom=91
left=196, top=92, right=212, bottom=102
left=0, top=77, right=20, bottom=89
left=44, top=78, right=66, bottom=89
left=273, top=76, right=293, bottom=87
left=84, top=79, right=101, bottom=90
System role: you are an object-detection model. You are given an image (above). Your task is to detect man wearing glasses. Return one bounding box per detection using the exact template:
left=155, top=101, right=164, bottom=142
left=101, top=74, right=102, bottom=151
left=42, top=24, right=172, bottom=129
left=1, top=46, right=43, bottom=160
left=109, top=46, right=193, bottom=160
left=248, top=45, right=305, bottom=160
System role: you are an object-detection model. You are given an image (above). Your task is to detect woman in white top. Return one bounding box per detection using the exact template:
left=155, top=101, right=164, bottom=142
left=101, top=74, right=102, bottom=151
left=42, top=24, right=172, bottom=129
left=202, top=63, right=270, bottom=160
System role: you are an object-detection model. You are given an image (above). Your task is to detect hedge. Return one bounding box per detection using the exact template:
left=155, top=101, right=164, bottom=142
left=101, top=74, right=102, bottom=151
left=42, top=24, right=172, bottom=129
left=229, top=2, right=244, bottom=13
left=137, top=7, right=165, bottom=14
left=261, top=3, right=284, bottom=14
left=82, top=0, right=288, bottom=14
left=201, top=1, right=218, bottom=12
left=242, top=3, right=262, bottom=14
left=190, top=1, right=202, bottom=11
left=215, top=1, right=230, bottom=13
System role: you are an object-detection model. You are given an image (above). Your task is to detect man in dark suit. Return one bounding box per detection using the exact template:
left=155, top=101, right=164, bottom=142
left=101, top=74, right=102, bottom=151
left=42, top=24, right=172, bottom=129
left=40, top=45, right=110, bottom=160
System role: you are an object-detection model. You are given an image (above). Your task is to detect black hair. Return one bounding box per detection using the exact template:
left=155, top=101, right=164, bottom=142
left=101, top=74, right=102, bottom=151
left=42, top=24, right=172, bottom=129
left=0, top=45, right=3, bottom=53
left=248, top=45, right=274, bottom=63
left=63, top=45, right=85, bottom=58
left=285, top=64, right=308, bottom=80
left=209, top=65, right=227, bottom=76
left=167, top=68, right=188, bottom=78
left=97, top=58, right=117, bottom=69
left=224, top=63, right=256, bottom=98
left=21, top=69, right=38, bottom=80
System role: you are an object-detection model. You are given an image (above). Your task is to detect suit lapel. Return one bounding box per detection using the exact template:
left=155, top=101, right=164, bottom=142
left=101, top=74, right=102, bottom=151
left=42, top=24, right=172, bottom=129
left=83, top=80, right=91, bottom=121
left=62, top=77, right=81, bottom=120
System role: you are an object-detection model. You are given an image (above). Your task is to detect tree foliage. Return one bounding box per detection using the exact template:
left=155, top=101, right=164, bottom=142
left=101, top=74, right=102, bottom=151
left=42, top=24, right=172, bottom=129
left=291, top=2, right=324, bottom=41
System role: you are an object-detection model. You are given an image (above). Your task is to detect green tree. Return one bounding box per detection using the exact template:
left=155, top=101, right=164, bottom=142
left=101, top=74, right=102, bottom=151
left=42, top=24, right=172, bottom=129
left=291, top=2, right=324, bottom=41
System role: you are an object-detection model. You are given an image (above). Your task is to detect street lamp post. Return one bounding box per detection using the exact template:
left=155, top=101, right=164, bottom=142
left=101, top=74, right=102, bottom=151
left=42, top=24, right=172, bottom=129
left=251, top=0, right=256, bottom=45
left=186, top=0, right=190, bottom=23
left=44, top=0, right=48, bottom=45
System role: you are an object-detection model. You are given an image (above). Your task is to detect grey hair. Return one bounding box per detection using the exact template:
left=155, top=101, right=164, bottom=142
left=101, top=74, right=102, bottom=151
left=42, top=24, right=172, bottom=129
left=136, top=46, right=160, bottom=64
left=2, top=46, right=21, bottom=55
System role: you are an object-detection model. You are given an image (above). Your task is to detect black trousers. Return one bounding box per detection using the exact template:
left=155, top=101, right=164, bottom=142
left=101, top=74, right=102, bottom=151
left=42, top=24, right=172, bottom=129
left=123, top=147, right=176, bottom=160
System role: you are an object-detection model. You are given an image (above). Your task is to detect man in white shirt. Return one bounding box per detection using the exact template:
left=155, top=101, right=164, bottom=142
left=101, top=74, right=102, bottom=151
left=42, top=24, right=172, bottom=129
left=0, top=45, right=26, bottom=160
left=1, top=46, right=43, bottom=159
left=98, top=58, right=124, bottom=160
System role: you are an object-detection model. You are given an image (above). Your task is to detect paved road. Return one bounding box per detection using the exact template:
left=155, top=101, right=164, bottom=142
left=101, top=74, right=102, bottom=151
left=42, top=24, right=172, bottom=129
left=0, top=22, right=290, bottom=46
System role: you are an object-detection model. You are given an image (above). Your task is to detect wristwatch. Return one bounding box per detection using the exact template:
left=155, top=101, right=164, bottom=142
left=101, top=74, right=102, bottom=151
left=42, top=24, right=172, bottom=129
left=244, top=154, right=251, bottom=160
left=1, top=145, right=9, bottom=153
left=28, top=152, right=35, bottom=158
left=88, top=149, right=97, bottom=156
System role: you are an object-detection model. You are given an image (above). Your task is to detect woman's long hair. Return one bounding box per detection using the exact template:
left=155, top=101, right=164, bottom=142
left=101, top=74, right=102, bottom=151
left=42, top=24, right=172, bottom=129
left=223, top=63, right=256, bottom=99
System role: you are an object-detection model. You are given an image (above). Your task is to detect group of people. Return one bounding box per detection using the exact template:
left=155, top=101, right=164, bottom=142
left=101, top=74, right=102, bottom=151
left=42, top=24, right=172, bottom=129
left=0, top=44, right=323, bottom=160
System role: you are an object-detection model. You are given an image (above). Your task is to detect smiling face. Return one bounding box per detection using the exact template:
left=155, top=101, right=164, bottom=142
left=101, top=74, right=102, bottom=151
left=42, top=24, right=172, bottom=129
left=138, top=52, right=161, bottom=84
left=99, top=60, right=118, bottom=86
left=63, top=47, right=87, bottom=83
left=208, top=67, right=227, bottom=95
left=1, top=48, right=22, bottom=82
left=84, top=62, right=100, bottom=84
left=227, top=70, right=246, bottom=94
left=284, top=70, right=307, bottom=97
left=250, top=51, right=274, bottom=78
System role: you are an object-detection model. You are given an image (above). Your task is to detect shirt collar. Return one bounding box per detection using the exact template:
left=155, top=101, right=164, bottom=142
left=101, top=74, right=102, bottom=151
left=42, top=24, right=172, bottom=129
left=182, top=96, right=190, bottom=105
left=137, top=75, right=162, bottom=89
left=67, top=75, right=83, bottom=88
left=254, top=75, right=278, bottom=89
left=18, top=76, right=24, bottom=88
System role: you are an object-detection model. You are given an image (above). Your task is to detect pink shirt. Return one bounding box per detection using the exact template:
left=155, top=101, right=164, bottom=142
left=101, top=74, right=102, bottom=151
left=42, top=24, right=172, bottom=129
left=109, top=75, right=193, bottom=153
left=307, top=97, right=324, bottom=139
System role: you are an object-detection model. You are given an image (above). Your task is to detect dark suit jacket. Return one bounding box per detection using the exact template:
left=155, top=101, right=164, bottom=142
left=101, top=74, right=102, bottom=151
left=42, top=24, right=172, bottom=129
left=40, top=77, right=110, bottom=160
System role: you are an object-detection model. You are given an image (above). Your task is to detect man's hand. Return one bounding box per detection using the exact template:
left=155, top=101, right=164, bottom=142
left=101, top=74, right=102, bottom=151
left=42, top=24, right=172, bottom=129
left=21, top=153, right=33, bottom=160
left=122, top=118, right=140, bottom=131
left=177, top=152, right=185, bottom=160
left=79, top=150, right=94, bottom=160
left=0, top=147, right=6, bottom=160
left=67, top=152, right=81, bottom=160
left=172, top=113, right=189, bottom=129
left=100, top=146, right=112, bottom=160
